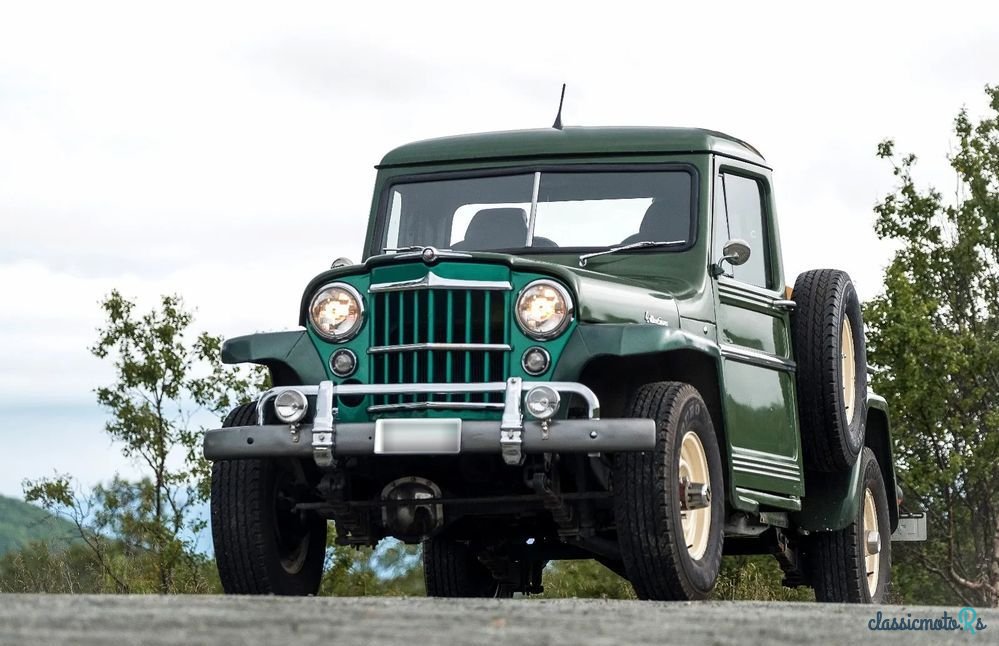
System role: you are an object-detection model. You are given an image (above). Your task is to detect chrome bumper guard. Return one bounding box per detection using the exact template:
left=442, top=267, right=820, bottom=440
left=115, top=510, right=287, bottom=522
left=202, top=378, right=656, bottom=467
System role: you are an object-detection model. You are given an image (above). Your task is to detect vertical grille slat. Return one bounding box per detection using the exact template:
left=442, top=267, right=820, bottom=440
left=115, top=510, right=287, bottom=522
left=370, top=283, right=509, bottom=411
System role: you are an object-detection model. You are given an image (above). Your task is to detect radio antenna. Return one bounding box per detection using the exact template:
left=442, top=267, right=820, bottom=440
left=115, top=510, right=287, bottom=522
left=551, top=83, right=567, bottom=130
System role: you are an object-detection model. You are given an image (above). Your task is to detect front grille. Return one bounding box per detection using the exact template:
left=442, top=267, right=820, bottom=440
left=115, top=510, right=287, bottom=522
left=370, top=287, right=510, bottom=410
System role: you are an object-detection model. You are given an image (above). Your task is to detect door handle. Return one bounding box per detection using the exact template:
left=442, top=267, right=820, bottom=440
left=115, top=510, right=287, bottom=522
left=772, top=299, right=796, bottom=312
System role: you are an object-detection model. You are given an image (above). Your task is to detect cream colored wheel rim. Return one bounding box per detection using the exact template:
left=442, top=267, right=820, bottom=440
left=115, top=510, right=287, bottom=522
left=842, top=318, right=857, bottom=424
left=679, top=431, right=711, bottom=560
left=863, top=488, right=881, bottom=597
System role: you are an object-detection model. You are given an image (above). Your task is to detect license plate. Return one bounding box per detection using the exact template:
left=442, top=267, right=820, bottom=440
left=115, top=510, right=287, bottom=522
left=891, top=512, right=927, bottom=541
left=374, top=418, right=462, bottom=454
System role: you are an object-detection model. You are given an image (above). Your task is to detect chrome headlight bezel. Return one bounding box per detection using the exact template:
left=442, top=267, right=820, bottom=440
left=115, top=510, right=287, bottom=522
left=515, top=279, right=574, bottom=340
left=308, top=282, right=365, bottom=342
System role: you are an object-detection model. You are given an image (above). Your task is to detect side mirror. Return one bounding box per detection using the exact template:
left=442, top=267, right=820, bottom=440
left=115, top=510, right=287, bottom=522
left=330, top=257, right=354, bottom=269
left=721, top=239, right=751, bottom=267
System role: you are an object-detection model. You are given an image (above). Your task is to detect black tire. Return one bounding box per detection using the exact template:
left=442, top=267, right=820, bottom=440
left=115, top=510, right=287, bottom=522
left=211, top=402, right=327, bottom=596
left=807, top=448, right=891, bottom=603
left=423, top=537, right=511, bottom=598
left=613, top=382, right=725, bottom=600
left=792, top=269, right=868, bottom=472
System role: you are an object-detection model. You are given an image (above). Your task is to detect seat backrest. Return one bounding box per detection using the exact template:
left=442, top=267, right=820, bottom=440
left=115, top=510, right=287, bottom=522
left=620, top=200, right=689, bottom=245
left=452, top=208, right=528, bottom=250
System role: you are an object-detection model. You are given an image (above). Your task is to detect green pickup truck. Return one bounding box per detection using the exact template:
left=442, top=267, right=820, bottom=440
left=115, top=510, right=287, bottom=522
left=204, top=126, right=923, bottom=602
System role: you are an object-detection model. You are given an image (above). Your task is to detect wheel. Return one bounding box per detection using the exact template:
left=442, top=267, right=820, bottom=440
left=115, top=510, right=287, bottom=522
left=423, top=536, right=512, bottom=598
left=807, top=448, right=891, bottom=603
left=792, top=269, right=868, bottom=472
left=613, top=382, right=725, bottom=600
left=211, top=402, right=327, bottom=595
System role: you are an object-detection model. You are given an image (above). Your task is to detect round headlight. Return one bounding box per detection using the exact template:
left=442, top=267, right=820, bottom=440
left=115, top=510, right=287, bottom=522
left=274, top=389, right=308, bottom=424
left=515, top=280, right=573, bottom=339
left=309, top=283, right=364, bottom=341
left=525, top=385, right=561, bottom=420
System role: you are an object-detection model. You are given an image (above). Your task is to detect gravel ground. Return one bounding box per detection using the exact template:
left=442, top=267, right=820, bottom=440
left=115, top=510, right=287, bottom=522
left=0, top=595, right=995, bottom=646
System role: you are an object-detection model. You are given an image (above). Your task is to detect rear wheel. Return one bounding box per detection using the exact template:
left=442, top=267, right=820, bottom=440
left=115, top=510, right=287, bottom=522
left=211, top=402, right=327, bottom=595
left=613, top=382, right=725, bottom=600
left=807, top=448, right=891, bottom=603
left=423, top=536, right=511, bottom=598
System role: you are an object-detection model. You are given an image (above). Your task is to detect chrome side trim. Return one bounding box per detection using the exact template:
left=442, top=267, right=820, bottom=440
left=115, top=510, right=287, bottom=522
left=369, top=272, right=512, bottom=293
left=733, top=465, right=801, bottom=482
left=731, top=458, right=800, bottom=477
left=731, top=446, right=800, bottom=467
left=369, top=342, right=511, bottom=354
left=719, top=343, right=796, bottom=373
left=367, top=401, right=504, bottom=414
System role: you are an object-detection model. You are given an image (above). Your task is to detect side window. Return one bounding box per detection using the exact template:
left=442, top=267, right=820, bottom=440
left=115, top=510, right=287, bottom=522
left=718, top=173, right=770, bottom=289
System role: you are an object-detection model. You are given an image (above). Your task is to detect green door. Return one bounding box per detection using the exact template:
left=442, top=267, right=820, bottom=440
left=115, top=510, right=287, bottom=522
left=711, top=159, right=804, bottom=507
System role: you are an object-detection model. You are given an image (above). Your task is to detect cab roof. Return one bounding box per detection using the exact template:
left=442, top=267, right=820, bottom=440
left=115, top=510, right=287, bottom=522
left=378, top=126, right=766, bottom=169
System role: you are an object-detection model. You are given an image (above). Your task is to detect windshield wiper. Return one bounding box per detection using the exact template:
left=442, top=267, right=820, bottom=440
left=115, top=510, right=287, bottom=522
left=578, top=240, right=686, bottom=267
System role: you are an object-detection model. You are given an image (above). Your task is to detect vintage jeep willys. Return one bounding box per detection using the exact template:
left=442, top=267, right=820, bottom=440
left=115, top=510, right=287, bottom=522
left=204, top=126, right=920, bottom=602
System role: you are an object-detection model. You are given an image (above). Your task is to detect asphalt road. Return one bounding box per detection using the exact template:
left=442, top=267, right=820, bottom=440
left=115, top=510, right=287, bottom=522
left=0, top=595, right=995, bottom=645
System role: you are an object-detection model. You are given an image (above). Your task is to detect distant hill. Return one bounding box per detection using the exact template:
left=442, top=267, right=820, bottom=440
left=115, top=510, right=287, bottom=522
left=0, top=495, right=78, bottom=555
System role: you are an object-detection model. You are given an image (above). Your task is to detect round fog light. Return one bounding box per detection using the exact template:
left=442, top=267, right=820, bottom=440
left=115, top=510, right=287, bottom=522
left=274, top=389, right=308, bottom=424
left=330, top=348, right=357, bottom=377
left=525, top=386, right=561, bottom=421
left=521, top=347, right=551, bottom=376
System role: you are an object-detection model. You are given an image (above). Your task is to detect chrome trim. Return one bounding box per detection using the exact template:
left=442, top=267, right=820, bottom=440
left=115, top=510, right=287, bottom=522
left=389, top=248, right=472, bottom=262
left=521, top=346, right=551, bottom=376
left=500, top=377, right=525, bottom=465
left=369, top=272, right=512, bottom=293
left=732, top=467, right=801, bottom=482
left=525, top=171, right=541, bottom=246
left=731, top=446, right=800, bottom=467
left=367, top=401, right=504, bottom=414
left=312, top=381, right=336, bottom=467
left=719, top=343, right=796, bottom=373
left=308, top=282, right=365, bottom=342
left=515, top=279, right=574, bottom=340
left=330, top=348, right=358, bottom=377
left=368, top=342, right=511, bottom=354
left=732, top=459, right=801, bottom=478
left=772, top=299, right=797, bottom=311
left=256, top=380, right=600, bottom=421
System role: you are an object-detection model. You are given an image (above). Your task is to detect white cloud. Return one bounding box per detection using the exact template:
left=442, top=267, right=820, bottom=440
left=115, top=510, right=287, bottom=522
left=1, top=0, right=998, bottom=495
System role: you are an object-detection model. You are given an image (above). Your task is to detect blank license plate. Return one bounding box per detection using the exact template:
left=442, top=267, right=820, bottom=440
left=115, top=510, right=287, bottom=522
left=374, top=418, right=462, bottom=454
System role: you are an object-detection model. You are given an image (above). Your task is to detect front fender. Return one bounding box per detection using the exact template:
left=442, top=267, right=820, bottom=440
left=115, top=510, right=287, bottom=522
left=552, top=322, right=720, bottom=380
left=794, top=393, right=899, bottom=532
left=221, top=330, right=328, bottom=386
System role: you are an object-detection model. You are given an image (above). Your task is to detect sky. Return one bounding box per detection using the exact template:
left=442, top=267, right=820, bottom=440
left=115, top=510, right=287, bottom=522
left=1, top=1, right=998, bottom=498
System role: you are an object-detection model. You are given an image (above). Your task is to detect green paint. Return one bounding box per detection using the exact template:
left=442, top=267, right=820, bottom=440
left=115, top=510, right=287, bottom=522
left=220, top=125, right=897, bottom=529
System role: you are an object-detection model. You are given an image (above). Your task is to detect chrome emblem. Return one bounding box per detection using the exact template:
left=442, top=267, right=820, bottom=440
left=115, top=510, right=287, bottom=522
left=644, top=312, right=670, bottom=327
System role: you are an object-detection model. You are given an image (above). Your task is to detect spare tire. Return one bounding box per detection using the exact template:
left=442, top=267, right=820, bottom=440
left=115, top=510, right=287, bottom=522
left=792, top=269, right=867, bottom=472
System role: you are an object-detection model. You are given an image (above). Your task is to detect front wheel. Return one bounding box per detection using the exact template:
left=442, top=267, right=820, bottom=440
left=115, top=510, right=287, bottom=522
left=807, top=447, right=892, bottom=603
left=613, top=382, right=725, bottom=600
left=211, top=402, right=327, bottom=595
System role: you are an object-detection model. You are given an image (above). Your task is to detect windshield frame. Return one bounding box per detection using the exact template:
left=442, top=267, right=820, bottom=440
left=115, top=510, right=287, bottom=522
left=368, top=163, right=700, bottom=258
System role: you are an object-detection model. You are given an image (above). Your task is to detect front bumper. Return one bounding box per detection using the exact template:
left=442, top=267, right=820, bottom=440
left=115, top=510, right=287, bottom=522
left=202, top=378, right=656, bottom=467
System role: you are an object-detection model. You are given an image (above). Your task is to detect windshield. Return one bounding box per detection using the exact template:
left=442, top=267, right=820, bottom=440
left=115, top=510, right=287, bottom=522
left=380, top=170, right=694, bottom=253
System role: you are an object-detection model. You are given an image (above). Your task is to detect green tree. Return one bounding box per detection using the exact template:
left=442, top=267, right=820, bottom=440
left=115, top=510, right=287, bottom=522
left=866, top=85, right=999, bottom=607
left=23, top=291, right=266, bottom=593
